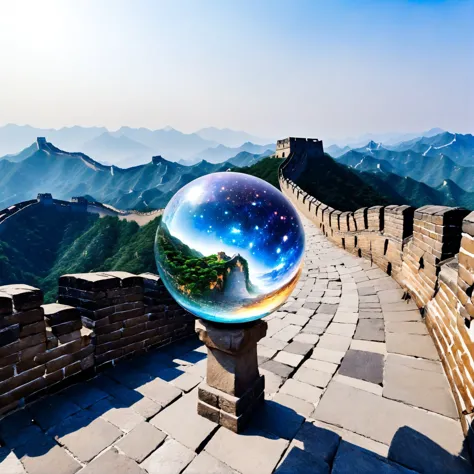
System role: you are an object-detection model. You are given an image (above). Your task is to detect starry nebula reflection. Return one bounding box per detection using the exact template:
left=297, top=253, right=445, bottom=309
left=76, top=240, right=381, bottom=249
left=154, top=172, right=305, bottom=323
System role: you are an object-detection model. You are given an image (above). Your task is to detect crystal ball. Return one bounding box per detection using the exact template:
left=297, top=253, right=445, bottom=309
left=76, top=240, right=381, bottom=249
left=154, top=172, right=305, bottom=324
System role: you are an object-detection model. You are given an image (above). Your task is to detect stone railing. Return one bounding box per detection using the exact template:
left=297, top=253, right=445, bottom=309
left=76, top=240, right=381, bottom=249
left=0, top=271, right=195, bottom=416
left=279, top=166, right=474, bottom=436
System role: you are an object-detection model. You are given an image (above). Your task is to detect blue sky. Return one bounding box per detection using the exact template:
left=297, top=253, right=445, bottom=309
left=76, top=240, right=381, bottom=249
left=0, top=0, right=472, bottom=139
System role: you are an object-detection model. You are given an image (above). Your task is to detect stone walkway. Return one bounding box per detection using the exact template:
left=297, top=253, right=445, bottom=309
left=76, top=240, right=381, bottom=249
left=1, top=216, right=473, bottom=474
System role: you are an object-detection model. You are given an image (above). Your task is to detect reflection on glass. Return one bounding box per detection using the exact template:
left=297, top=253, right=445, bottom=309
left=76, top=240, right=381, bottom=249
left=155, top=172, right=305, bottom=324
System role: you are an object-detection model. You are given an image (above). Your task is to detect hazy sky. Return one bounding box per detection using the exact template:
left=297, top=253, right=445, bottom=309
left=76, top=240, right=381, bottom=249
left=0, top=0, right=472, bottom=139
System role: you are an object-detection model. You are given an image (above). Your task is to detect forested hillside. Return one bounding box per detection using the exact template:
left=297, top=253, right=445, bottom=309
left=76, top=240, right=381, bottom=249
left=0, top=206, right=160, bottom=302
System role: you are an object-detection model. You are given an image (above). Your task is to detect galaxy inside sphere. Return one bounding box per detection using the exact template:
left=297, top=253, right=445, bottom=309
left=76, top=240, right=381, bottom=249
left=154, top=172, right=305, bottom=323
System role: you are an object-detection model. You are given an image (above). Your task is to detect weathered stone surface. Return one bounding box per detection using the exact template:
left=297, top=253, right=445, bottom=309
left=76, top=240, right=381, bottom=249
left=205, top=427, right=288, bottom=474
left=293, top=333, right=320, bottom=345
left=51, top=412, right=122, bottom=463
left=314, top=382, right=465, bottom=456
left=350, top=340, right=386, bottom=354
left=280, top=379, right=323, bottom=404
left=333, top=373, right=382, bottom=395
left=170, top=372, right=202, bottom=392
left=276, top=446, right=330, bottom=473
left=318, top=334, right=352, bottom=352
left=338, top=349, right=384, bottom=385
left=261, top=359, right=293, bottom=378
left=21, top=443, right=81, bottom=474
left=0, top=448, right=25, bottom=474
left=140, top=439, right=196, bottom=474
left=385, top=321, right=428, bottom=335
left=332, top=441, right=415, bottom=474
left=383, top=311, right=421, bottom=322
left=311, top=347, right=345, bottom=364
left=313, top=419, right=388, bottom=457
left=137, top=378, right=182, bottom=407
left=293, top=421, right=341, bottom=463
left=80, top=447, right=145, bottom=474
left=383, top=354, right=458, bottom=418
left=294, top=367, right=332, bottom=388
left=29, top=394, right=81, bottom=430
left=151, top=390, right=217, bottom=451
left=284, top=341, right=313, bottom=356
left=303, top=358, right=338, bottom=374
left=272, top=392, right=315, bottom=417
left=326, top=323, right=356, bottom=338
left=183, top=452, right=239, bottom=474
left=354, top=319, right=385, bottom=342
left=273, top=351, right=304, bottom=368
left=115, top=421, right=166, bottom=462
left=251, top=399, right=304, bottom=440
left=386, top=333, right=440, bottom=360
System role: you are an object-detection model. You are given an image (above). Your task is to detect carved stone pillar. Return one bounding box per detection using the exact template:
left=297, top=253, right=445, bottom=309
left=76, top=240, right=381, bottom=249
left=195, top=318, right=267, bottom=433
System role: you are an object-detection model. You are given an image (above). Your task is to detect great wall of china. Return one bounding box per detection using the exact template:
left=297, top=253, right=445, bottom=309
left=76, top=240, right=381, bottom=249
left=1, top=137, right=474, bottom=452
left=0, top=193, right=163, bottom=234
left=277, top=137, right=474, bottom=438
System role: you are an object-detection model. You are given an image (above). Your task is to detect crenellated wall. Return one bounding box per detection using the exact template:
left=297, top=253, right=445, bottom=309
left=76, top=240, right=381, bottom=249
left=0, top=272, right=195, bottom=416
left=279, top=168, right=474, bottom=436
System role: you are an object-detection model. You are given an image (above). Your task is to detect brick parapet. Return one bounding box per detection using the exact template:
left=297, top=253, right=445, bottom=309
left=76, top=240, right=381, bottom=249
left=0, top=271, right=195, bottom=416
left=279, top=171, right=474, bottom=436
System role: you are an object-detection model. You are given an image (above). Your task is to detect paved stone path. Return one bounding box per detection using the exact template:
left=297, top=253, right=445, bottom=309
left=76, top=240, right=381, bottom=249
left=1, top=216, right=473, bottom=474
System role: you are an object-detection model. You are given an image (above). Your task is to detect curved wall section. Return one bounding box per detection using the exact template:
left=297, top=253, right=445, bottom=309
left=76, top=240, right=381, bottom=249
left=279, top=158, right=474, bottom=437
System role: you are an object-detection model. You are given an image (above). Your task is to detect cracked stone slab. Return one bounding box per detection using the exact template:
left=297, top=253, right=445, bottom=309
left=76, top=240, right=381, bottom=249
left=140, top=439, right=195, bottom=474
left=273, top=351, right=305, bottom=368
left=183, top=452, right=239, bottom=474
left=51, top=411, right=123, bottom=463
left=311, top=347, right=345, bottom=364
left=303, top=358, right=338, bottom=374
left=314, top=382, right=465, bottom=457
left=80, top=447, right=145, bottom=474
left=150, top=390, right=217, bottom=451
left=280, top=378, right=323, bottom=404
left=205, top=427, right=289, bottom=474
left=272, top=392, right=315, bottom=418
left=383, top=354, right=458, bottom=419
left=294, top=367, right=332, bottom=388
left=385, top=321, right=428, bottom=335
left=115, top=421, right=166, bottom=463
left=338, top=349, right=384, bottom=385
left=333, top=374, right=383, bottom=396
left=21, top=443, right=81, bottom=474
left=383, top=311, right=422, bottom=322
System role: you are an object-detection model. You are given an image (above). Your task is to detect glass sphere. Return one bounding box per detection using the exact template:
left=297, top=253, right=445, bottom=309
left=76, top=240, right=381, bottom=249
left=154, top=172, right=305, bottom=324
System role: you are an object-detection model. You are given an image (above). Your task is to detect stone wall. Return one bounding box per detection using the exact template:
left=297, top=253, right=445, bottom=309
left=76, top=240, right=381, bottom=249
left=279, top=169, right=474, bottom=437
left=0, top=272, right=195, bottom=416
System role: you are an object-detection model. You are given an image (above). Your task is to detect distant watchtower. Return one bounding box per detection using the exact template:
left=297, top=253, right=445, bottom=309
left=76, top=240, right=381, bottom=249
left=37, top=193, right=53, bottom=205
left=37, top=137, right=47, bottom=149
left=275, top=137, right=323, bottom=158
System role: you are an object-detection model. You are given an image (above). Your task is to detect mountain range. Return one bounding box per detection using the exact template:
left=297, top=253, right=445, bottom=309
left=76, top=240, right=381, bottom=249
left=328, top=132, right=474, bottom=191
left=0, top=124, right=275, bottom=167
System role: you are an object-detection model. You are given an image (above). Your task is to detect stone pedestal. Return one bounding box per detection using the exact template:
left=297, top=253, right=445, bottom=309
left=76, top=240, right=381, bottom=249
left=195, top=318, right=267, bottom=433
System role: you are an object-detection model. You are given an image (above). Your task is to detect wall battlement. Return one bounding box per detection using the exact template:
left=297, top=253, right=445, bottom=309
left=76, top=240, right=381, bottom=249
left=0, top=272, right=194, bottom=416
left=278, top=145, right=474, bottom=437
